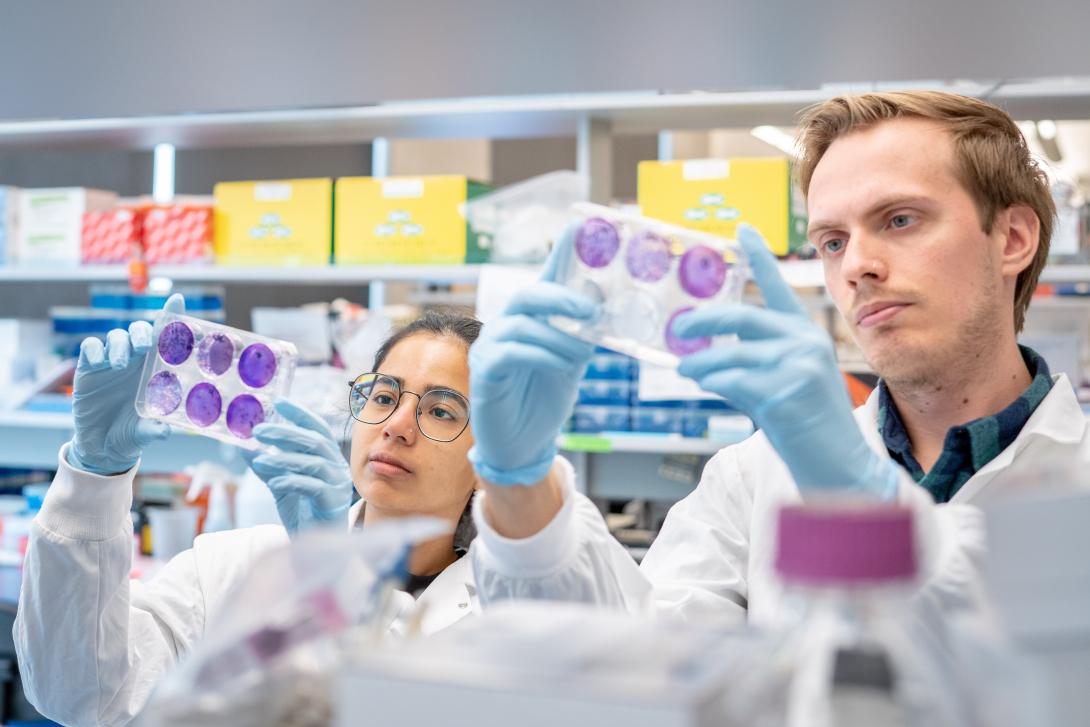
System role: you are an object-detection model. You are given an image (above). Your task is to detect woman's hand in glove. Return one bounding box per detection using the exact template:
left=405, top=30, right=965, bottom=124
left=249, top=398, right=355, bottom=533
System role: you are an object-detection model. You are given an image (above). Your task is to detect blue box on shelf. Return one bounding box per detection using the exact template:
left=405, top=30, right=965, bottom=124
left=630, top=407, right=686, bottom=434
left=577, top=380, right=632, bottom=406
left=584, top=352, right=634, bottom=381
left=573, top=405, right=630, bottom=433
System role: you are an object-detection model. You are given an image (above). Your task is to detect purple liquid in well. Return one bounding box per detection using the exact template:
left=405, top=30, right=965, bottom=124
left=158, top=321, right=194, bottom=365
left=574, top=218, right=620, bottom=268
left=226, top=394, right=266, bottom=439
left=185, top=383, right=223, bottom=428
left=145, top=371, right=182, bottom=416
left=678, top=245, right=727, bottom=299
left=238, top=343, right=277, bottom=388
left=625, top=232, right=673, bottom=283
left=665, top=308, right=711, bottom=357
left=197, top=333, right=235, bottom=376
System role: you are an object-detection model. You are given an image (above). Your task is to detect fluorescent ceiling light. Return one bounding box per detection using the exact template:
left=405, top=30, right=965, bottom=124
left=153, top=143, right=175, bottom=204
left=1037, top=119, right=1057, bottom=141
left=751, top=126, right=800, bottom=157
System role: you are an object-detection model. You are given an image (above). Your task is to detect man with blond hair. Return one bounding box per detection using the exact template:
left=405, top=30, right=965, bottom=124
left=463, top=89, right=1083, bottom=625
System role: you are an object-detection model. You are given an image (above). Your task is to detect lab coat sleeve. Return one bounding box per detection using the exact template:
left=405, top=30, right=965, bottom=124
left=470, top=456, right=653, bottom=613
left=14, top=443, right=207, bottom=727
left=637, top=443, right=753, bottom=627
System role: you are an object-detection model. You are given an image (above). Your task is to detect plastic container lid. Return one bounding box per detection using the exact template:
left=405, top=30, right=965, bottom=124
left=775, top=504, right=916, bottom=584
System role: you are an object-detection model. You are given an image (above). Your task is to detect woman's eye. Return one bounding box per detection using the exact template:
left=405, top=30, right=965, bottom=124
left=823, top=237, right=846, bottom=254
left=891, top=214, right=914, bottom=229
left=429, top=407, right=454, bottom=420
left=374, top=394, right=397, bottom=406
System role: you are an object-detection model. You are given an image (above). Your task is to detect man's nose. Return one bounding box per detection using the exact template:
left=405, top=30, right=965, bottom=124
left=841, top=232, right=889, bottom=285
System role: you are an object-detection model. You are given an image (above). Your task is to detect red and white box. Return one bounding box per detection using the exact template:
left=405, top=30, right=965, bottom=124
left=143, top=205, right=214, bottom=265
left=81, top=208, right=144, bottom=264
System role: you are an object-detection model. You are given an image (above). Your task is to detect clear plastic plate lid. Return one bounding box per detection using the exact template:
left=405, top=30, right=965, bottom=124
left=549, top=202, right=750, bottom=368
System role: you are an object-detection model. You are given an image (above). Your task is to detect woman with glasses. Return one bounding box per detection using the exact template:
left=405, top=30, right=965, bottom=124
left=15, top=304, right=483, bottom=727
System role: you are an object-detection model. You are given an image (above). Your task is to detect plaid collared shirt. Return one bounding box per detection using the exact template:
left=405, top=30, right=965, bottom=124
left=878, top=346, right=1053, bottom=503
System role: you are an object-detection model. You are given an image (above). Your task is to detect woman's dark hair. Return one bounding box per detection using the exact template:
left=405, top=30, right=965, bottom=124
left=372, top=310, right=482, bottom=373
left=369, top=310, right=483, bottom=550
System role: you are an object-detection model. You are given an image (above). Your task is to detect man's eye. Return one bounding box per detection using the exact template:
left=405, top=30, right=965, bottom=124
left=891, top=214, right=914, bottom=228
left=823, top=238, right=846, bottom=254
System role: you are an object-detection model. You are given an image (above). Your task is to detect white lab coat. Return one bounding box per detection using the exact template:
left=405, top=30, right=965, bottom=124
left=471, top=374, right=1086, bottom=629
left=14, top=444, right=480, bottom=727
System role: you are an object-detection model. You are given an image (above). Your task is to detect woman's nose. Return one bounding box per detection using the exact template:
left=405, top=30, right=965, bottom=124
left=382, top=398, right=418, bottom=443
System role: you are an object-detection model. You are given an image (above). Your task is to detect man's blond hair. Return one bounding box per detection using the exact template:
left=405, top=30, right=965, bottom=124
left=795, top=90, right=1054, bottom=333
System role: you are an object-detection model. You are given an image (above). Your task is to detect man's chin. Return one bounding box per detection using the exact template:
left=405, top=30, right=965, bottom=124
left=863, top=341, right=942, bottom=389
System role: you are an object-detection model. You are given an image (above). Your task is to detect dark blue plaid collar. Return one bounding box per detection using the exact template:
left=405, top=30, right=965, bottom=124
left=877, top=345, right=1053, bottom=503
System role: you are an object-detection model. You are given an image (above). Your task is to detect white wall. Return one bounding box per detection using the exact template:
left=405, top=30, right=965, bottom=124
left=2, top=0, right=1089, bottom=121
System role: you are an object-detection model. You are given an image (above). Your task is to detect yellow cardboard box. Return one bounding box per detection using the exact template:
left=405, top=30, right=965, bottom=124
left=637, top=158, right=807, bottom=256
left=335, top=175, right=490, bottom=265
left=213, top=178, right=332, bottom=265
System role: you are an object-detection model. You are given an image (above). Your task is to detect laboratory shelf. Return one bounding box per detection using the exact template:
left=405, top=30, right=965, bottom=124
left=557, top=433, right=728, bottom=455
left=1039, top=265, right=1090, bottom=284
left=0, top=264, right=488, bottom=285
left=3, top=80, right=1090, bottom=151
left=0, top=411, right=246, bottom=474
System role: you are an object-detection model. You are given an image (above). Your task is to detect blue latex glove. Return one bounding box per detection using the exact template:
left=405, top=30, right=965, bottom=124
left=248, top=398, right=354, bottom=533
left=673, top=223, right=899, bottom=499
left=68, top=294, right=186, bottom=476
left=468, top=232, right=597, bottom=485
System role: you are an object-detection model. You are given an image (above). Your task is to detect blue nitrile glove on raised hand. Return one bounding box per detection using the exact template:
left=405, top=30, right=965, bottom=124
left=247, top=398, right=354, bottom=533
left=468, top=232, right=597, bottom=486
left=673, top=223, right=899, bottom=500
left=68, top=294, right=187, bottom=476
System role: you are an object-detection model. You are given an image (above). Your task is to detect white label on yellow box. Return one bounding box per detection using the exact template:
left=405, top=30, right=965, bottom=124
left=254, top=183, right=293, bottom=202
left=682, top=159, right=729, bottom=181
left=382, top=179, right=425, bottom=198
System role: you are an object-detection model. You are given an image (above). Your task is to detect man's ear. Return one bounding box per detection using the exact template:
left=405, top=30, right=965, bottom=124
left=999, top=205, right=1040, bottom=278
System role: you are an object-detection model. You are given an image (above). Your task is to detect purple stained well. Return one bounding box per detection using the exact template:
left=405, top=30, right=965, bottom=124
left=158, top=321, right=194, bottom=365
left=198, top=332, right=235, bottom=376
left=186, top=383, right=223, bottom=428
left=625, top=231, right=673, bottom=283
left=678, top=245, right=727, bottom=299
left=226, top=394, right=266, bottom=439
left=238, top=343, right=277, bottom=388
left=574, top=217, right=620, bottom=268
left=665, top=307, right=711, bottom=357
left=145, top=371, right=182, bottom=416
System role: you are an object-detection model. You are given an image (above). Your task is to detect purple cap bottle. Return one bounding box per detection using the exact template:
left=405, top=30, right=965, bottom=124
left=226, top=394, right=266, bottom=439
left=625, top=231, right=673, bottom=283
left=574, top=218, right=620, bottom=269
left=186, top=383, right=223, bottom=428
left=238, top=343, right=277, bottom=388
left=145, top=371, right=183, bottom=416
left=158, top=321, right=195, bottom=365
left=678, top=245, right=727, bottom=299
left=775, top=505, right=917, bottom=585
left=664, top=307, right=711, bottom=356
left=197, top=333, right=235, bottom=377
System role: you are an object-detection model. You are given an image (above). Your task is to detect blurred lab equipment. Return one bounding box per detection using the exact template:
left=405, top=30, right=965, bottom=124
left=145, top=507, right=199, bottom=561
left=136, top=518, right=451, bottom=727
left=463, top=170, right=589, bottom=263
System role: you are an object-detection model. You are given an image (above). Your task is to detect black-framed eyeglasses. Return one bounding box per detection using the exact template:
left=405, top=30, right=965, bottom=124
left=348, top=373, right=470, bottom=443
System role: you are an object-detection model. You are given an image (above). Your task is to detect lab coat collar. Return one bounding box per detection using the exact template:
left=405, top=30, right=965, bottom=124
left=416, top=554, right=479, bottom=634
left=854, top=374, right=1085, bottom=503
left=345, top=498, right=478, bottom=633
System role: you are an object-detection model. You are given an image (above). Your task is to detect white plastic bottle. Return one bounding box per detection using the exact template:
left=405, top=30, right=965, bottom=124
left=724, top=503, right=969, bottom=727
